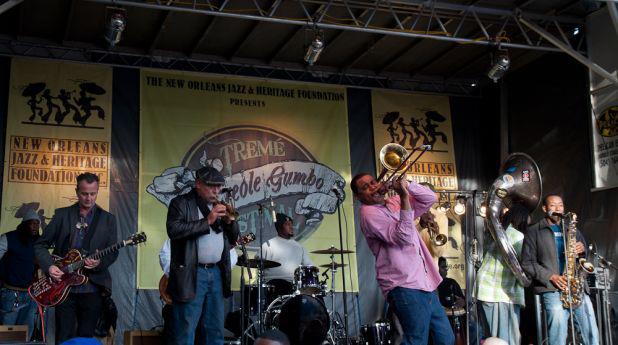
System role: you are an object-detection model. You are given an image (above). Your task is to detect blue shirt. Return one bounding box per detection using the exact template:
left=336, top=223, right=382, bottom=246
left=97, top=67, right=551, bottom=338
left=550, top=224, right=565, bottom=274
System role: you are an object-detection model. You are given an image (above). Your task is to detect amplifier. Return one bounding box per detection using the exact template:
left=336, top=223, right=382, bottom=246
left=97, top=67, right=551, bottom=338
left=0, top=325, right=28, bottom=342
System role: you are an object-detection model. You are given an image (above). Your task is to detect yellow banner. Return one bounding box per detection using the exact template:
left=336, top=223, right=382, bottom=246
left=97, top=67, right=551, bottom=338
left=1, top=58, right=112, bottom=233
left=371, top=90, right=465, bottom=287
left=139, top=70, right=357, bottom=291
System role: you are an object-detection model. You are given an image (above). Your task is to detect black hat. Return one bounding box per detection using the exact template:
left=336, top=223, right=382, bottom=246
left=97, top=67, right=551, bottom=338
left=275, top=213, right=292, bottom=229
left=195, top=166, right=225, bottom=185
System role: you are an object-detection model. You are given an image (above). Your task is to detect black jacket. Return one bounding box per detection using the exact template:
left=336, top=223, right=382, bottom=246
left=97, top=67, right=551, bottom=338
left=521, top=218, right=588, bottom=294
left=34, top=203, right=119, bottom=291
left=166, top=189, right=239, bottom=302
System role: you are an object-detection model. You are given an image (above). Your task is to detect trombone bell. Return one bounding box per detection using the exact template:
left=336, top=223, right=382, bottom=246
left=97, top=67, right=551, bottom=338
left=379, top=143, right=409, bottom=172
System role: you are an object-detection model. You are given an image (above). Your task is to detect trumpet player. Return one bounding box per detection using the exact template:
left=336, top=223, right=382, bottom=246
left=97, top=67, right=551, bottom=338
left=521, top=194, right=599, bottom=345
left=166, top=166, right=240, bottom=345
left=352, top=173, right=454, bottom=345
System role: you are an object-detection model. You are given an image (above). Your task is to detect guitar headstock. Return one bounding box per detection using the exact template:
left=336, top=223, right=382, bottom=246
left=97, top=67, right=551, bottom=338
left=238, top=232, right=256, bottom=245
left=125, top=232, right=147, bottom=246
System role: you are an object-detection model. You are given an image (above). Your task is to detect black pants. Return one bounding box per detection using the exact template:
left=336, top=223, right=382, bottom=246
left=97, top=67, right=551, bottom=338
left=55, top=292, right=103, bottom=343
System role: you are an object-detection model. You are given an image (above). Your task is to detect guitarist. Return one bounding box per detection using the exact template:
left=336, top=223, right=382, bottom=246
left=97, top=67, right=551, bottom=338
left=34, top=172, right=119, bottom=343
left=166, top=166, right=239, bottom=345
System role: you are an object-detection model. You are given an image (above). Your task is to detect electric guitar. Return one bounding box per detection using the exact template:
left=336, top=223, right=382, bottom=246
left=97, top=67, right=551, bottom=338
left=159, top=232, right=256, bottom=305
left=29, top=232, right=147, bottom=307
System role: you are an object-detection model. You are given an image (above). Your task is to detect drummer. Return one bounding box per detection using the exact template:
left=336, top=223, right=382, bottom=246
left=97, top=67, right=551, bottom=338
left=257, top=213, right=314, bottom=297
left=437, top=257, right=465, bottom=309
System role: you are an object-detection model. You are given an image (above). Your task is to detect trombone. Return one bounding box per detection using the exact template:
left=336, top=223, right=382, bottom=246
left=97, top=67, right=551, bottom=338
left=377, top=142, right=431, bottom=187
left=377, top=143, right=446, bottom=246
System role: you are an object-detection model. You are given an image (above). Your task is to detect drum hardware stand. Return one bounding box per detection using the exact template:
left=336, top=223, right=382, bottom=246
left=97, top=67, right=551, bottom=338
left=324, top=255, right=345, bottom=345
left=332, top=189, right=350, bottom=345
left=239, top=240, right=253, bottom=345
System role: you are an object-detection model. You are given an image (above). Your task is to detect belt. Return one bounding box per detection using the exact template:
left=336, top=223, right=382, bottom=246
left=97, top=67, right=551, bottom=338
left=198, top=263, right=216, bottom=269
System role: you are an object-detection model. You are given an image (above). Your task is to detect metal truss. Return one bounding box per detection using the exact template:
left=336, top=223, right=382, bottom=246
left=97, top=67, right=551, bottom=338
left=89, top=0, right=585, bottom=53
left=0, top=37, right=480, bottom=96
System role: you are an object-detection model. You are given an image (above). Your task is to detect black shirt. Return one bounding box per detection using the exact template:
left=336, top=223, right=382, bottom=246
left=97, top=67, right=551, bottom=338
left=437, top=277, right=464, bottom=308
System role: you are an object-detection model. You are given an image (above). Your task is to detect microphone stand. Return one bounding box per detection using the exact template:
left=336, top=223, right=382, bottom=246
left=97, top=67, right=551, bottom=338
left=256, top=203, right=265, bottom=334
left=239, top=242, right=251, bottom=345
left=333, top=191, right=350, bottom=345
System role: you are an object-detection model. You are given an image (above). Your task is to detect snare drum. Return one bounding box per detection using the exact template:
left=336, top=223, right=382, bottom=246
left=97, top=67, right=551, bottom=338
left=294, top=265, right=323, bottom=294
left=444, top=307, right=466, bottom=317
left=360, top=322, right=391, bottom=345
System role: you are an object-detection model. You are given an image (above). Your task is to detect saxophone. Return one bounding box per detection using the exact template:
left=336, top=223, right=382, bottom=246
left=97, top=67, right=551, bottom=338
left=560, top=212, right=595, bottom=309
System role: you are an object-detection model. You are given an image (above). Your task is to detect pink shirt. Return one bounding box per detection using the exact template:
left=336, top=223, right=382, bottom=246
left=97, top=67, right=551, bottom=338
left=359, top=182, right=441, bottom=297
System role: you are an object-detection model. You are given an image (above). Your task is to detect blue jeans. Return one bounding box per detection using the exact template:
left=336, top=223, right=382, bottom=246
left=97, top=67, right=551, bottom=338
left=0, top=287, right=37, bottom=339
left=172, top=266, right=224, bottom=345
left=541, top=291, right=599, bottom=345
left=388, top=287, right=455, bottom=345
left=480, top=301, right=521, bottom=345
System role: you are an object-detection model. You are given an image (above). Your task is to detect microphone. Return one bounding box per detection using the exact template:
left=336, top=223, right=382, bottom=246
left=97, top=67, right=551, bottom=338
left=472, top=238, right=478, bottom=263
left=547, top=210, right=564, bottom=218
left=270, top=198, right=276, bottom=220
left=219, top=187, right=232, bottom=194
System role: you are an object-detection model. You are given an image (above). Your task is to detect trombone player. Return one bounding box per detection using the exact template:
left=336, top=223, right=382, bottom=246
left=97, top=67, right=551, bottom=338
left=352, top=145, right=454, bottom=345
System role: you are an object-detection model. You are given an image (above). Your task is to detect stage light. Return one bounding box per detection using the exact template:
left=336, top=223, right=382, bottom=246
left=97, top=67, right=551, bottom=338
left=104, top=11, right=126, bottom=47
left=454, top=195, right=466, bottom=215
left=304, top=35, right=324, bottom=66
left=470, top=82, right=477, bottom=87
left=478, top=203, right=488, bottom=218
left=573, top=27, right=580, bottom=36
left=437, top=202, right=451, bottom=214
left=487, top=52, right=510, bottom=83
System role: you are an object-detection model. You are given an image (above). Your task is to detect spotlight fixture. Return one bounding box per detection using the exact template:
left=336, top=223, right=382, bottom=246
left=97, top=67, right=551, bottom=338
left=104, top=10, right=126, bottom=47
left=453, top=195, right=467, bottom=215
left=437, top=202, right=451, bottom=214
left=478, top=203, right=488, bottom=218
left=304, top=33, right=324, bottom=66
left=487, top=50, right=510, bottom=83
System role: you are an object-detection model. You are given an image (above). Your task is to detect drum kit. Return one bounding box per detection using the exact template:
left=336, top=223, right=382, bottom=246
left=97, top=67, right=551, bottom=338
left=234, top=245, right=378, bottom=345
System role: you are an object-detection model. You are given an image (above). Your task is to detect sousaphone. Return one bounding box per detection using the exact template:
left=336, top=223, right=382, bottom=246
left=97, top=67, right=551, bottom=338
left=485, top=153, right=542, bottom=287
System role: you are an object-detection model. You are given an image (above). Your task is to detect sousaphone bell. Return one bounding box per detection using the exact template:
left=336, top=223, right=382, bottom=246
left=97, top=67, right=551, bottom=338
left=485, top=153, right=542, bottom=287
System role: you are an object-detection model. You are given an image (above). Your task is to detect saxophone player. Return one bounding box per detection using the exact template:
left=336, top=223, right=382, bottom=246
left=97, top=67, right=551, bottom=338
left=521, top=194, right=599, bottom=345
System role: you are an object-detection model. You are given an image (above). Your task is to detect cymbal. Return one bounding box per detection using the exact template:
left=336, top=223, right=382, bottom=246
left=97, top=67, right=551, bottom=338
left=319, top=263, right=347, bottom=269
left=311, top=247, right=354, bottom=255
left=236, top=255, right=281, bottom=269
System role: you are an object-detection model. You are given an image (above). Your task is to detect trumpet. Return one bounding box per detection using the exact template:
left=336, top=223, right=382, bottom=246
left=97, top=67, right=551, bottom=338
left=215, top=189, right=238, bottom=221
left=428, top=221, right=447, bottom=246
left=420, top=212, right=447, bottom=247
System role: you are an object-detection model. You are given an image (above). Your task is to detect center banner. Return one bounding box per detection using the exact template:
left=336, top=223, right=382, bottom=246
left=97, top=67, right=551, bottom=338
left=138, top=70, right=356, bottom=290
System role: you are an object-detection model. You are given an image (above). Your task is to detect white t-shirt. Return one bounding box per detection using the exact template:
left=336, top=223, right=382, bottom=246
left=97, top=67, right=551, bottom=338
left=258, top=236, right=313, bottom=283
left=159, top=239, right=238, bottom=277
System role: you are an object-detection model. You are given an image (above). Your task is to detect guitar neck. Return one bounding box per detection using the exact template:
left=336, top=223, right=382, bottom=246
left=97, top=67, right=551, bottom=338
left=72, top=241, right=126, bottom=270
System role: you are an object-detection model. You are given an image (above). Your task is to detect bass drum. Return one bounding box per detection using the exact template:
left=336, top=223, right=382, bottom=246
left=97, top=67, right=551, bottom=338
left=264, top=294, right=329, bottom=345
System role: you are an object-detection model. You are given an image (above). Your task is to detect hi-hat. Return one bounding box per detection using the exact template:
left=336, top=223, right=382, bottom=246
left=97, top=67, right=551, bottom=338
left=236, top=255, right=281, bottom=269
left=319, top=263, right=347, bottom=269
left=311, top=246, right=354, bottom=255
